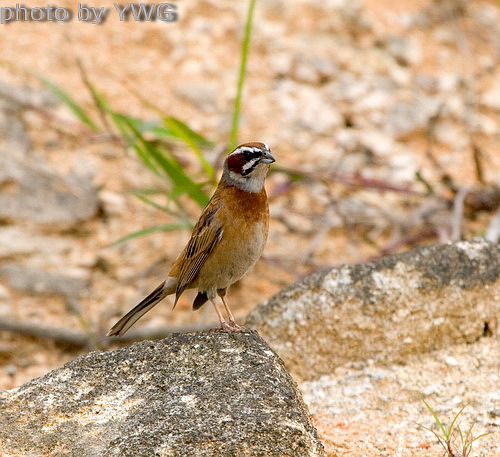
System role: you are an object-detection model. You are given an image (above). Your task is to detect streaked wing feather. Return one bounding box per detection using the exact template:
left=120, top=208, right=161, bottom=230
left=175, top=198, right=224, bottom=299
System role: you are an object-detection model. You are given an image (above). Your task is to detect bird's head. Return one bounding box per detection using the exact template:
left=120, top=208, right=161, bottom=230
left=223, top=142, right=275, bottom=192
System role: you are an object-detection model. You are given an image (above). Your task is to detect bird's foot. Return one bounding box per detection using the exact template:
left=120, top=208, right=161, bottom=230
left=219, top=320, right=246, bottom=332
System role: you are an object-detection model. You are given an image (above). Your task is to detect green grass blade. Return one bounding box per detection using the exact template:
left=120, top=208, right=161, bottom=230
left=462, top=426, right=491, bottom=456
left=84, top=84, right=155, bottom=136
left=228, top=0, right=257, bottom=151
left=470, top=431, right=492, bottom=442
left=133, top=119, right=162, bottom=133
left=121, top=84, right=214, bottom=148
left=419, top=425, right=447, bottom=452
left=457, top=423, right=466, bottom=445
left=460, top=424, right=472, bottom=457
left=446, top=405, right=467, bottom=438
left=85, top=82, right=112, bottom=112
left=132, top=192, right=190, bottom=221
left=112, top=114, right=210, bottom=206
left=75, top=83, right=157, bottom=174
left=107, top=223, right=191, bottom=247
left=113, top=114, right=160, bottom=134
left=119, top=115, right=210, bottom=207
left=133, top=193, right=171, bottom=213
left=132, top=187, right=164, bottom=196
left=167, top=181, right=208, bottom=202
left=39, top=76, right=99, bottom=132
left=153, top=122, right=213, bottom=148
left=162, top=117, right=216, bottom=182
left=111, top=113, right=160, bottom=175
left=423, top=400, right=448, bottom=438
left=83, top=80, right=215, bottom=190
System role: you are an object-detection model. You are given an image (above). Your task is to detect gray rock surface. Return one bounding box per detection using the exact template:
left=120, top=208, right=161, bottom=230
left=246, top=239, right=499, bottom=381
left=0, top=82, right=97, bottom=226
left=0, top=227, right=72, bottom=259
left=0, top=263, right=88, bottom=298
left=0, top=155, right=98, bottom=225
left=0, top=79, right=56, bottom=158
left=0, top=331, right=325, bottom=457
left=0, top=80, right=58, bottom=110
left=0, top=107, right=31, bottom=157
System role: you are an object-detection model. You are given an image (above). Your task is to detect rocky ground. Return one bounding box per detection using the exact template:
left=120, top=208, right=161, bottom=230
left=303, top=336, right=499, bottom=456
left=0, top=0, right=499, bottom=455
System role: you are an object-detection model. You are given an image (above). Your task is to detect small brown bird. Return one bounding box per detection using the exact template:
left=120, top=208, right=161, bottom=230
left=107, top=142, right=275, bottom=336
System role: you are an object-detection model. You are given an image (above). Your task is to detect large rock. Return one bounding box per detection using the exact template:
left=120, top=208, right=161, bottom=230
left=246, top=239, right=499, bottom=381
left=0, top=263, right=88, bottom=298
left=0, top=81, right=97, bottom=226
left=0, top=331, right=325, bottom=457
left=0, top=156, right=98, bottom=225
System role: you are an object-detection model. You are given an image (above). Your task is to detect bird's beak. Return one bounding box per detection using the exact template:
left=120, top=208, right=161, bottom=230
left=259, top=151, right=276, bottom=164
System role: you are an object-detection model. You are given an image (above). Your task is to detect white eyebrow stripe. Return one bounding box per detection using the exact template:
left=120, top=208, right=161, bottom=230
left=233, top=146, right=258, bottom=155
left=229, top=144, right=267, bottom=156
left=242, top=157, right=260, bottom=171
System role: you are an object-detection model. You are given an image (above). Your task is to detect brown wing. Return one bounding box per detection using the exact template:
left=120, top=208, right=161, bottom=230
left=172, top=196, right=224, bottom=305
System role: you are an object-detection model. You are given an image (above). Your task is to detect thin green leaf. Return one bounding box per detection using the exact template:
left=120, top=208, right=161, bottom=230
left=39, top=76, right=99, bottom=132
left=84, top=82, right=112, bottom=113
left=423, top=400, right=448, bottom=438
left=107, top=223, right=191, bottom=247
left=132, top=187, right=164, bottom=196
left=420, top=402, right=492, bottom=457
left=457, top=423, right=466, bottom=446
left=461, top=429, right=492, bottom=457
left=469, top=431, right=492, bottom=443
left=118, top=116, right=210, bottom=207
left=229, top=0, right=257, bottom=150
left=447, top=405, right=467, bottom=438
left=118, top=116, right=161, bottom=134
left=132, top=190, right=193, bottom=222
left=133, top=193, right=189, bottom=221
left=460, top=424, right=473, bottom=457
left=120, top=84, right=214, bottom=149
left=162, top=117, right=215, bottom=182
left=87, top=84, right=157, bottom=135
left=419, top=425, right=447, bottom=452
left=152, top=124, right=213, bottom=149
left=111, top=113, right=160, bottom=175
left=459, top=419, right=474, bottom=448
left=134, top=193, right=171, bottom=213
left=166, top=181, right=207, bottom=200
left=84, top=84, right=160, bottom=138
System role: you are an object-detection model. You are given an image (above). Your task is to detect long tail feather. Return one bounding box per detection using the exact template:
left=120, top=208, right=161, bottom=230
left=107, top=280, right=173, bottom=337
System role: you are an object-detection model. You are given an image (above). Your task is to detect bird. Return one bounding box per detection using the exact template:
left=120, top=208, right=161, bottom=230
left=107, top=142, right=275, bottom=336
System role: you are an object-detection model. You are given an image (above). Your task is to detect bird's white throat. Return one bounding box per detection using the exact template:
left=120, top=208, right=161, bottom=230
left=224, top=165, right=268, bottom=193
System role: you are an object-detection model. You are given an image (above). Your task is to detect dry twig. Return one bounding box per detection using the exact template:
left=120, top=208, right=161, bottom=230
left=0, top=318, right=218, bottom=349
left=451, top=188, right=469, bottom=241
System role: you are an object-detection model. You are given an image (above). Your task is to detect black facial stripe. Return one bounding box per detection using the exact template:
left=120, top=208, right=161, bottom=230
left=232, top=146, right=263, bottom=162
left=241, top=162, right=259, bottom=176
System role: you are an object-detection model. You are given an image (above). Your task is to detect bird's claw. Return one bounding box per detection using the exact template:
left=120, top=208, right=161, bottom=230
left=219, top=321, right=246, bottom=332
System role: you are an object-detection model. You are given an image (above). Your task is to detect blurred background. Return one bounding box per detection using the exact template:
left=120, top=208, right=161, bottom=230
left=0, top=0, right=499, bottom=395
